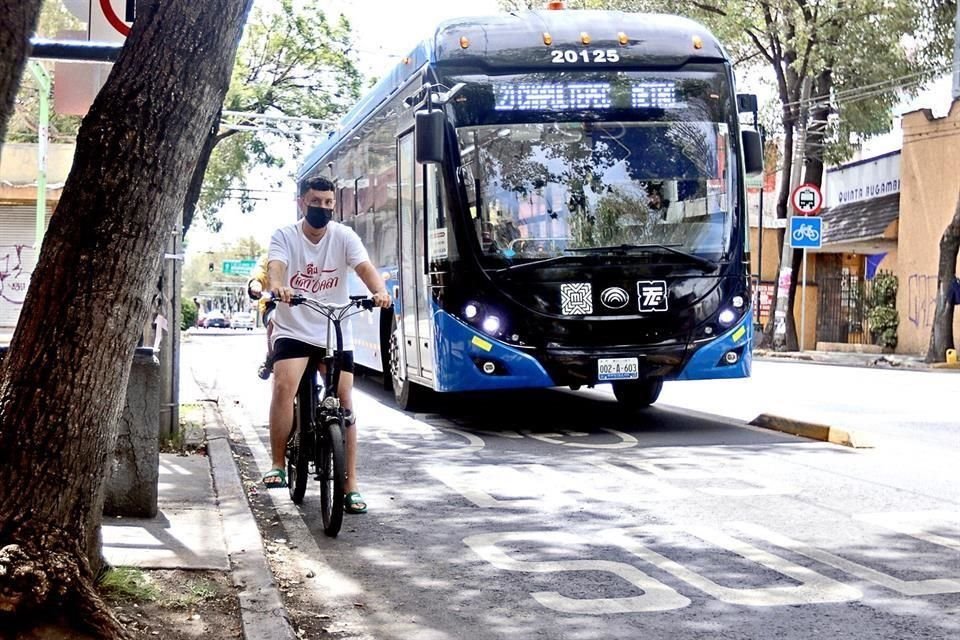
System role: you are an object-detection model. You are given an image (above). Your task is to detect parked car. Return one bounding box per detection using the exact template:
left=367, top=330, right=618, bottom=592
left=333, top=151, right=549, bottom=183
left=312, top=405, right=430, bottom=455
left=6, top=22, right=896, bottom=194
left=202, top=310, right=229, bottom=329
left=231, top=311, right=255, bottom=330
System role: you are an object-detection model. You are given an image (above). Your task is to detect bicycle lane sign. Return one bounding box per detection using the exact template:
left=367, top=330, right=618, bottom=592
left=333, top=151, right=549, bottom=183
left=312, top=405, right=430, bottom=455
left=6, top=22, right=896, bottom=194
left=790, top=216, right=822, bottom=249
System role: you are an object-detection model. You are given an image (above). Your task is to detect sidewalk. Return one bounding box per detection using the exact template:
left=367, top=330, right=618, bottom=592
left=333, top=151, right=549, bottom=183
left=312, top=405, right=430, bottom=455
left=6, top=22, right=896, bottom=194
left=753, top=348, right=942, bottom=370
left=101, top=402, right=296, bottom=640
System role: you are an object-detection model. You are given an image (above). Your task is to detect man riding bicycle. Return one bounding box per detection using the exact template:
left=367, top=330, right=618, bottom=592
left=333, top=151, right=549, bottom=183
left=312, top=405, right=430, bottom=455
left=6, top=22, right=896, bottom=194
left=263, top=176, right=391, bottom=515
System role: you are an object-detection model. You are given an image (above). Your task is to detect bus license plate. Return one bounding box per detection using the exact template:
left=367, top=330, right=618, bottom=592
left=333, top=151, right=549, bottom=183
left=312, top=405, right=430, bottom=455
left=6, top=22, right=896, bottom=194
left=598, top=357, right=639, bottom=381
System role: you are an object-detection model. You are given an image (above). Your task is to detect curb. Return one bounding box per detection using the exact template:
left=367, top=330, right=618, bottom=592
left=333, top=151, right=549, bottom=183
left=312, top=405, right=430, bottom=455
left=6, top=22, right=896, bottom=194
left=204, top=402, right=298, bottom=640
left=748, top=413, right=873, bottom=448
left=931, top=361, right=960, bottom=370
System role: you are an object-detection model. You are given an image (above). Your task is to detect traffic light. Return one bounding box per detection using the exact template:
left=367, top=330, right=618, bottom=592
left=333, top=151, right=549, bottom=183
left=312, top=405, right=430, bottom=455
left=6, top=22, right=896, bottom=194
left=208, top=262, right=215, bottom=272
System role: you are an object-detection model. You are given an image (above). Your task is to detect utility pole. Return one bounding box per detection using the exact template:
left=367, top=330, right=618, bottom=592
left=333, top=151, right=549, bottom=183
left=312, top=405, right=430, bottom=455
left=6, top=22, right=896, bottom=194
left=28, top=62, right=50, bottom=248
left=755, top=124, right=766, bottom=333
left=954, top=0, right=960, bottom=101
left=772, top=77, right=811, bottom=351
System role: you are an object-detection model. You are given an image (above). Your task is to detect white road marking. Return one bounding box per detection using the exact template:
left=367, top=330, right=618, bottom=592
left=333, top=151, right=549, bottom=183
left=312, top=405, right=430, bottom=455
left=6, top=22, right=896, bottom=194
left=731, top=522, right=960, bottom=596
left=600, top=526, right=862, bottom=606
left=619, top=458, right=798, bottom=496
left=372, top=412, right=485, bottom=454
left=522, top=428, right=639, bottom=449
left=588, top=461, right=693, bottom=501
left=463, top=531, right=690, bottom=614
left=855, top=511, right=960, bottom=551
left=426, top=465, right=574, bottom=510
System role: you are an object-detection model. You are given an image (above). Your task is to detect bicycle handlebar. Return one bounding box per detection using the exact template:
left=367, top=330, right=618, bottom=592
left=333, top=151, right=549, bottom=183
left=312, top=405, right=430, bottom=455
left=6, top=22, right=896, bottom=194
left=261, top=292, right=375, bottom=319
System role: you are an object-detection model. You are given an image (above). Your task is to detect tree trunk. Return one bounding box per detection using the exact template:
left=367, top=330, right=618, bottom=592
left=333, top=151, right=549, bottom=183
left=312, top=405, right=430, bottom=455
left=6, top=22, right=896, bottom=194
left=761, top=124, right=794, bottom=345
left=786, top=70, right=832, bottom=353
left=0, top=1, right=253, bottom=637
left=0, top=0, right=43, bottom=145
left=181, top=109, right=223, bottom=236
left=926, top=189, right=960, bottom=362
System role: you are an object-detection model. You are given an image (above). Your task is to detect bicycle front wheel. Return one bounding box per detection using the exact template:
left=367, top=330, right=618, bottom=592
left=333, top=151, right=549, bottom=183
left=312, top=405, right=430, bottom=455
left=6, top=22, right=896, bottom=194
left=319, top=417, right=345, bottom=537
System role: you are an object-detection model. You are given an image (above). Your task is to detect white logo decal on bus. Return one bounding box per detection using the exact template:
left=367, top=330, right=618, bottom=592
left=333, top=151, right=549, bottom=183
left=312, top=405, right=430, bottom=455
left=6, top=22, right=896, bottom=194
left=637, top=281, right=668, bottom=312
left=600, top=287, right=629, bottom=310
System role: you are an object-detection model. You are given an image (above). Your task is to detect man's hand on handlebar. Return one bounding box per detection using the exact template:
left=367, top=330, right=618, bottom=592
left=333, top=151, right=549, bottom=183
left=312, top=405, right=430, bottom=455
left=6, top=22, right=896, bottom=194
left=271, top=286, right=296, bottom=304
left=371, top=290, right=391, bottom=309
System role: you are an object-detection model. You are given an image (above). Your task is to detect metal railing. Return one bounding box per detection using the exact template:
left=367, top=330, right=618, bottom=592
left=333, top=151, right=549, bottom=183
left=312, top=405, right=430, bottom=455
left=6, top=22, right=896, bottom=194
left=816, top=274, right=871, bottom=345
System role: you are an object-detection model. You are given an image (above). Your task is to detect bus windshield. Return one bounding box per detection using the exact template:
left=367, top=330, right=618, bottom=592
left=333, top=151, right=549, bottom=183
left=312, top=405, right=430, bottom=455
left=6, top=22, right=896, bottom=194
left=453, top=70, right=737, bottom=267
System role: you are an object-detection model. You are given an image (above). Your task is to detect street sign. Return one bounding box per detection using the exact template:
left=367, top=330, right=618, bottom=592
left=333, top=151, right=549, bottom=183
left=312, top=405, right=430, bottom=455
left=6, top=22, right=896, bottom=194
left=791, top=182, right=823, bottom=216
left=789, top=216, right=822, bottom=249
left=90, top=0, right=135, bottom=43
left=221, top=259, right=257, bottom=276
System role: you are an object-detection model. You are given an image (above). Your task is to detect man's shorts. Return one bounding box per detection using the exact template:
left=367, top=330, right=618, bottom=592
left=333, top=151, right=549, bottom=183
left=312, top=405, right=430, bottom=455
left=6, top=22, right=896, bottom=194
left=272, top=338, right=355, bottom=373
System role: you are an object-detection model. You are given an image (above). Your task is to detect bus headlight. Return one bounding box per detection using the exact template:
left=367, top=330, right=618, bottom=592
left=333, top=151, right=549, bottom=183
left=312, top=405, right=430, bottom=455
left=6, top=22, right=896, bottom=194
left=463, top=302, right=480, bottom=320
left=718, top=309, right=736, bottom=326
left=732, top=295, right=745, bottom=309
left=482, top=315, right=502, bottom=334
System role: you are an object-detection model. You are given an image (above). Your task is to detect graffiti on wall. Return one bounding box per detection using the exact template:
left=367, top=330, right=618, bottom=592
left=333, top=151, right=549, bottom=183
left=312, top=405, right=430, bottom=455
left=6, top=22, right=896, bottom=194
left=0, top=244, right=33, bottom=306
left=907, top=274, right=938, bottom=328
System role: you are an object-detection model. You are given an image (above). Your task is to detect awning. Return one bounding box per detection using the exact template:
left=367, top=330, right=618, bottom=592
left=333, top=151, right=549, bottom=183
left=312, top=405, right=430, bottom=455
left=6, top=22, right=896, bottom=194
left=820, top=193, right=899, bottom=245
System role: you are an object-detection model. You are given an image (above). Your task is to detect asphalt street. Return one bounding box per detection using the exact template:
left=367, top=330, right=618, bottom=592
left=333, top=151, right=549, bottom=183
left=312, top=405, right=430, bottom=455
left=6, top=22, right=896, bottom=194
left=184, top=330, right=960, bottom=640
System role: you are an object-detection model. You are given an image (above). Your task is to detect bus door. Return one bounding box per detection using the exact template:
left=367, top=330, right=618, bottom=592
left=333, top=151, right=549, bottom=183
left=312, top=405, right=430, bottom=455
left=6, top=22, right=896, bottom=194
left=397, top=132, right=434, bottom=381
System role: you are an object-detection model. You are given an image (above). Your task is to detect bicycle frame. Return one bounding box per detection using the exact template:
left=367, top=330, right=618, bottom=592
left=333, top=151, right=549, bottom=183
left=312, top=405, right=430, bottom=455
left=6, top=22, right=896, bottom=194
left=293, top=296, right=374, bottom=411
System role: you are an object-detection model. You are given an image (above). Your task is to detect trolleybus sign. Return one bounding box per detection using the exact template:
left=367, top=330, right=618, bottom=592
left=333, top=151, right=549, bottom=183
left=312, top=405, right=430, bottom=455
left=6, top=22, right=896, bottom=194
left=791, top=183, right=823, bottom=216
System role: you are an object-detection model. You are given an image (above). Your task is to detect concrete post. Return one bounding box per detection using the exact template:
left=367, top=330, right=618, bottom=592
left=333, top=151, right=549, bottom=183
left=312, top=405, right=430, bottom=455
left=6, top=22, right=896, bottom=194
left=103, top=347, right=160, bottom=517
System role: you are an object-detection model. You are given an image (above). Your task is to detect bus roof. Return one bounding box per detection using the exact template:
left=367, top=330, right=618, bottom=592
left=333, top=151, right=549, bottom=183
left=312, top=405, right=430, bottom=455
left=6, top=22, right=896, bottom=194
left=299, top=10, right=726, bottom=180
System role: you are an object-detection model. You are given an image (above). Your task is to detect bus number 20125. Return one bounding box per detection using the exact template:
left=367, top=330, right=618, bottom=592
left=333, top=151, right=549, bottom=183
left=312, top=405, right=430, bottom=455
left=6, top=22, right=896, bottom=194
left=551, top=49, right=621, bottom=64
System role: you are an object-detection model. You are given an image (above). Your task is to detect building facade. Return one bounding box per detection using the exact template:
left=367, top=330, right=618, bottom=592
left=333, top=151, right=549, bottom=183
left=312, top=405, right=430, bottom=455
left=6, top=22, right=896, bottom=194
left=0, top=143, right=72, bottom=333
left=896, top=102, right=960, bottom=355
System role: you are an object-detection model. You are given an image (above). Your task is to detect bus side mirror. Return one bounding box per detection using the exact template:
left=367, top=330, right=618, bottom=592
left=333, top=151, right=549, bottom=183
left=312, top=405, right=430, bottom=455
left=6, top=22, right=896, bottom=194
left=415, top=110, right=444, bottom=164
left=741, top=129, right=763, bottom=176
left=737, top=93, right=758, bottom=114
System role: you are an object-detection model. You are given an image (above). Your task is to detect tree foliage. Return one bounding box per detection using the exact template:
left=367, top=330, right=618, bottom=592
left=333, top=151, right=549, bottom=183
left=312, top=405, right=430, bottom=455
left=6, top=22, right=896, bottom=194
left=189, top=0, right=362, bottom=233
left=182, top=235, right=265, bottom=299
left=0, top=1, right=43, bottom=145
left=5, top=0, right=83, bottom=144
left=867, top=271, right=898, bottom=349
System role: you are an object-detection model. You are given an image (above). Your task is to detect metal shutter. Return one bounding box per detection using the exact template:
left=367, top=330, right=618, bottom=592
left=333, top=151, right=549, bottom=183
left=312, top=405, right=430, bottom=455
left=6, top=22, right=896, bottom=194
left=0, top=204, right=53, bottom=332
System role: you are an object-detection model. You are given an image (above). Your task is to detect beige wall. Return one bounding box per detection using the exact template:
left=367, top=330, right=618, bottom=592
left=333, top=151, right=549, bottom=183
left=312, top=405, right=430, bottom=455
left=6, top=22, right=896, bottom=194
left=0, top=143, right=76, bottom=185
left=749, top=226, right=784, bottom=282
left=748, top=225, right=819, bottom=345
left=897, top=102, right=960, bottom=355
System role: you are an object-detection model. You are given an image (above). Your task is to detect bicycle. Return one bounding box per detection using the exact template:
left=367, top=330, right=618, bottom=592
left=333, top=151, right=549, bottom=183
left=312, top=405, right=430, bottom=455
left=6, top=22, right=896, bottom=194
left=268, top=292, right=375, bottom=537
left=792, top=223, right=820, bottom=243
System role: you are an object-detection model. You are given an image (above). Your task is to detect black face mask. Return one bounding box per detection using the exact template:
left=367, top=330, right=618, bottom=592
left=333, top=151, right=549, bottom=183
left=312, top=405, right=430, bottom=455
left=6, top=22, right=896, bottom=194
left=305, top=205, right=333, bottom=229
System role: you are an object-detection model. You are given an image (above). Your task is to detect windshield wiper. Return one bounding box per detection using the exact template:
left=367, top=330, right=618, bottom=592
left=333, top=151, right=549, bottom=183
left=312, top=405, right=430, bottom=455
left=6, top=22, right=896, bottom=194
left=565, top=243, right=718, bottom=272
left=494, top=254, right=596, bottom=274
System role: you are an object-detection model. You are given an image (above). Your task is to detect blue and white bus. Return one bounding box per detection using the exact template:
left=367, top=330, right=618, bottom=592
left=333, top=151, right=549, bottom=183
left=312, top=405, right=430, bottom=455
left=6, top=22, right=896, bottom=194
left=298, top=6, right=763, bottom=410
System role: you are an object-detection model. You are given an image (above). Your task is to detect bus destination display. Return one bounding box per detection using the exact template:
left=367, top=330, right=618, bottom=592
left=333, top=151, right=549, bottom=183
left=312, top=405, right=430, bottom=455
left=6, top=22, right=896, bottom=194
left=494, top=80, right=684, bottom=112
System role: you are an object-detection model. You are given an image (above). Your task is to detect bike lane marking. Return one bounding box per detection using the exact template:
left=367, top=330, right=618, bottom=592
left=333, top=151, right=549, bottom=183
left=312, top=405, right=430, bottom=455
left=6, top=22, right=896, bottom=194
left=598, top=525, right=862, bottom=607
left=463, top=531, right=690, bottom=614
left=522, top=428, right=639, bottom=449
left=854, top=511, right=960, bottom=552
left=731, top=522, right=960, bottom=596
left=369, top=404, right=486, bottom=454
left=619, top=457, right=800, bottom=497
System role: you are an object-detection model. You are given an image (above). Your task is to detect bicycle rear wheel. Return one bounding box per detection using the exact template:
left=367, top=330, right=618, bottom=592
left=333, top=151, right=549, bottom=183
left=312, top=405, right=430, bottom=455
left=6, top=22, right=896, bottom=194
left=287, top=375, right=313, bottom=504
left=319, top=417, right=345, bottom=537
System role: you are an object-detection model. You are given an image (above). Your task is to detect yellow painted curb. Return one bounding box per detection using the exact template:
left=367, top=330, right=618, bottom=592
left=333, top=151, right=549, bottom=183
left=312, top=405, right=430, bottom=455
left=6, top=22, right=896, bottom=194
left=932, top=361, right=960, bottom=370
left=749, top=414, right=873, bottom=448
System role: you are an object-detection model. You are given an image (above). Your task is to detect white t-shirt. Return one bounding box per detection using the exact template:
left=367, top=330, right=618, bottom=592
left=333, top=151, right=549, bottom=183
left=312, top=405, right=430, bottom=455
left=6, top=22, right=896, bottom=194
left=268, top=220, right=370, bottom=350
